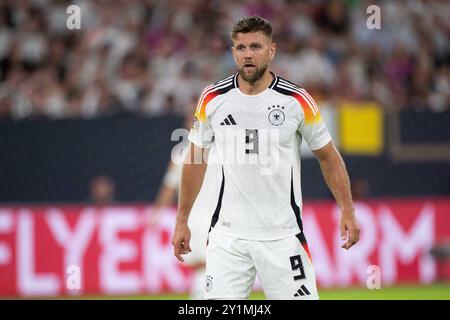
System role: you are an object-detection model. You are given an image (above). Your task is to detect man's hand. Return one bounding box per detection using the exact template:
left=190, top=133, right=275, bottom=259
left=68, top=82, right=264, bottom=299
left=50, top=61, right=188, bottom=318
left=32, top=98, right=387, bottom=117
left=312, top=142, right=360, bottom=250
left=172, top=222, right=192, bottom=262
left=173, top=142, right=208, bottom=262
left=340, top=208, right=360, bottom=250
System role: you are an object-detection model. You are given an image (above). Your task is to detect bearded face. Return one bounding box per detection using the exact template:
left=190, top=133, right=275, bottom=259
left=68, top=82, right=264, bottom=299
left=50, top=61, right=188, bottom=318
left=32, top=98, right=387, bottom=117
left=232, top=31, right=275, bottom=84
left=239, top=62, right=269, bottom=83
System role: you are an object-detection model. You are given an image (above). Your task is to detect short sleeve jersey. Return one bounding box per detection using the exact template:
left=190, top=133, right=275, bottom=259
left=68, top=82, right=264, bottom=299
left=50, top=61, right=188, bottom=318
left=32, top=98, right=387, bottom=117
left=188, top=73, right=331, bottom=240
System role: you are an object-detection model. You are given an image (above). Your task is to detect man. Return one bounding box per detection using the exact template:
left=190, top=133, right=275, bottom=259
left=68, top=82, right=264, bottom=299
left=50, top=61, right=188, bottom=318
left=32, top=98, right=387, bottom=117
left=172, top=16, right=360, bottom=300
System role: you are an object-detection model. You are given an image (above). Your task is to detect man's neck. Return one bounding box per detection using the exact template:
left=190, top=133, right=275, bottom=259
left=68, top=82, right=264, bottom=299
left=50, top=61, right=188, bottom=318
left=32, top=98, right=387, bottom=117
left=238, top=71, right=274, bottom=95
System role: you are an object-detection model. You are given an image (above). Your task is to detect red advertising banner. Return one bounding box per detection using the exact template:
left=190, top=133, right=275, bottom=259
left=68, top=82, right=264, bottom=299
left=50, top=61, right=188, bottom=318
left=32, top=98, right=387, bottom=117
left=0, top=199, right=449, bottom=297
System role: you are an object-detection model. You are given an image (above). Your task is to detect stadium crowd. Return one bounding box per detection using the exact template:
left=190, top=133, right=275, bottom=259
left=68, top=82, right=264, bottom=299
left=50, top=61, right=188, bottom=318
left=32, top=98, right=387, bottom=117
left=0, top=0, right=448, bottom=119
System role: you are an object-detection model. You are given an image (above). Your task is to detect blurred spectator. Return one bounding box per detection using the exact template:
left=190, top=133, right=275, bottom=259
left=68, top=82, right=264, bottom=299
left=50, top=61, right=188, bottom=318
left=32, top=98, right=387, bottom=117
left=89, top=175, right=116, bottom=204
left=0, top=0, right=448, bottom=119
left=430, top=238, right=450, bottom=282
left=351, top=178, right=371, bottom=201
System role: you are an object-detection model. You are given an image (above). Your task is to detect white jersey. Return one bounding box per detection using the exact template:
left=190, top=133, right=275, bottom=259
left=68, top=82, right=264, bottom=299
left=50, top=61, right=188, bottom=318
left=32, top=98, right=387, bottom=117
left=188, top=73, right=331, bottom=240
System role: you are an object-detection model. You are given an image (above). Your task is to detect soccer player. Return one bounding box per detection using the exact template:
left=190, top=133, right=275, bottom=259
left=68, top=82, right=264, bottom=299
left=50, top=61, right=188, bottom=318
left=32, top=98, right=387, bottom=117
left=172, top=16, right=360, bottom=300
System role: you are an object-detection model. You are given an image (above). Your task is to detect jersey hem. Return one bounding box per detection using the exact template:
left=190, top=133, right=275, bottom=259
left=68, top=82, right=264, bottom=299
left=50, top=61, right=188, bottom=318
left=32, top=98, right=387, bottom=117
left=210, top=228, right=300, bottom=241
left=309, top=135, right=332, bottom=151
left=188, top=135, right=212, bottom=149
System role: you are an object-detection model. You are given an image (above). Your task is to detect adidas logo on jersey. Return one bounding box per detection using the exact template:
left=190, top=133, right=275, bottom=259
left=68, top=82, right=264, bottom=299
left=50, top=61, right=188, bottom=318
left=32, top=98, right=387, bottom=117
left=220, top=114, right=237, bottom=125
left=294, top=285, right=311, bottom=297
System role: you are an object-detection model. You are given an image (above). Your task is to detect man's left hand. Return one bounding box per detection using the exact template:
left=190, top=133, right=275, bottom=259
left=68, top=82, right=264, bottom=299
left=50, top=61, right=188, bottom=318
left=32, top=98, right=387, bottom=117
left=340, top=209, right=360, bottom=250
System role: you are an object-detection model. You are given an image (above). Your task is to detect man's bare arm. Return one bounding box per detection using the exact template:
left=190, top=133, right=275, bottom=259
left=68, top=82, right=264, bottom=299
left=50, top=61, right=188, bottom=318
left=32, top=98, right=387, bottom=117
left=312, top=141, right=360, bottom=250
left=172, top=142, right=209, bottom=262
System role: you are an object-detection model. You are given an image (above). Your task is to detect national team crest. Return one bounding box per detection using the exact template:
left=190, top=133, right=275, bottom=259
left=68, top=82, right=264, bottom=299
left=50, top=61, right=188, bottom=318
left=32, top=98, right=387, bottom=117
left=268, top=105, right=285, bottom=126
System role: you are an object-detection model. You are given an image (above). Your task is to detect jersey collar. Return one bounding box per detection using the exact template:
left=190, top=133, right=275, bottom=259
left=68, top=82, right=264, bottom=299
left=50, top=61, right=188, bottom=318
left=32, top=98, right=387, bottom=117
left=233, top=72, right=279, bottom=90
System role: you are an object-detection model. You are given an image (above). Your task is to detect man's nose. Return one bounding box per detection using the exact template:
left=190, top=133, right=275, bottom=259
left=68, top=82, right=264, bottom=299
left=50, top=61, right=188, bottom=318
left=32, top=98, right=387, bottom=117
left=244, top=48, right=254, bottom=59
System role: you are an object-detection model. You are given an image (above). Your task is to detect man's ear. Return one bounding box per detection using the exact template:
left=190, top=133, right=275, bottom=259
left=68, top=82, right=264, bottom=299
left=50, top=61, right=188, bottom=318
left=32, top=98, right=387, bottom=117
left=270, top=42, right=277, bottom=60
left=231, top=46, right=238, bottom=65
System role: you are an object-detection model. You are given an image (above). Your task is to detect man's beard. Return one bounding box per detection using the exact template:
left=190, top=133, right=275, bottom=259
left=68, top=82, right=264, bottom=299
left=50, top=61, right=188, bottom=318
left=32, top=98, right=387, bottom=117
left=239, top=63, right=268, bottom=84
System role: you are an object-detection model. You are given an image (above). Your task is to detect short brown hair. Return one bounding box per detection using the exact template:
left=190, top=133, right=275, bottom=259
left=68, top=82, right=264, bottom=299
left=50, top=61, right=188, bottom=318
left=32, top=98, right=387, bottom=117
left=231, top=16, right=273, bottom=40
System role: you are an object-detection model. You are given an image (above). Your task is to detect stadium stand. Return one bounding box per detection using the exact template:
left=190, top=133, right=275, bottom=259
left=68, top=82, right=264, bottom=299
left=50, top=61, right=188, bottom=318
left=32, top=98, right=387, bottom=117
left=0, top=0, right=448, bottom=203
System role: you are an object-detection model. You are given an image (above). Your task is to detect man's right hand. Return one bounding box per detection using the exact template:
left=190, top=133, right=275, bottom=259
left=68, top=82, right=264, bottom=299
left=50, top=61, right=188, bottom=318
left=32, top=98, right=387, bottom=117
left=172, top=223, right=192, bottom=262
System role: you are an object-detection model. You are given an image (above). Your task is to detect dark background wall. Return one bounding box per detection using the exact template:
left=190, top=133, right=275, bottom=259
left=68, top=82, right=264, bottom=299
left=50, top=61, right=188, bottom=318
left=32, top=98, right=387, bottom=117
left=0, top=113, right=449, bottom=203
left=0, top=114, right=183, bottom=203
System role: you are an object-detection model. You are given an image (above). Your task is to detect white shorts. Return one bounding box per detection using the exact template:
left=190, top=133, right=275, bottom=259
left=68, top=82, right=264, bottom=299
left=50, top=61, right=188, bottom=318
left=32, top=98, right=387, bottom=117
left=204, top=231, right=319, bottom=300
